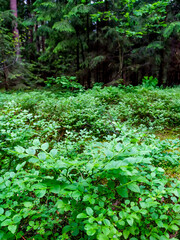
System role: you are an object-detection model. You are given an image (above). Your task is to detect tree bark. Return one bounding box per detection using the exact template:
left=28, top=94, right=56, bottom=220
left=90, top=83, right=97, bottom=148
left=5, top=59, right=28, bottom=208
left=118, top=41, right=124, bottom=79
left=3, top=62, right=9, bottom=91
left=10, top=0, right=20, bottom=60
left=35, top=24, right=40, bottom=53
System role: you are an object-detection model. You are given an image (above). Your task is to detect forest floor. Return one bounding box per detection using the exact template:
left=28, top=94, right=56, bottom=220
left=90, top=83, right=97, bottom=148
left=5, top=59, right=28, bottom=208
left=0, top=86, right=180, bottom=240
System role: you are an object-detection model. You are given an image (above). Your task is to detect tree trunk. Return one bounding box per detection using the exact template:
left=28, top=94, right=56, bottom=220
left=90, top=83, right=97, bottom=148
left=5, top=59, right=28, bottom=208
left=159, top=47, right=168, bottom=87
left=3, top=62, right=9, bottom=91
left=10, top=0, right=20, bottom=60
left=118, top=41, right=124, bottom=79
left=42, top=36, right=45, bottom=52
left=27, top=0, right=33, bottom=44
left=35, top=24, right=40, bottom=53
left=76, top=29, right=80, bottom=71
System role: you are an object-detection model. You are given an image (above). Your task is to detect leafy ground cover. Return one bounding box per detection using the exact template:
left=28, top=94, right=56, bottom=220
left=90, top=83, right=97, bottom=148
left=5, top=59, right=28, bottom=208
left=0, top=86, right=180, bottom=240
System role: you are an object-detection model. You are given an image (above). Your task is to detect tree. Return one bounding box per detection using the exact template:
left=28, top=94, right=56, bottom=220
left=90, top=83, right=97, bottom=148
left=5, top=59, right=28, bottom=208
left=1, top=0, right=179, bottom=88
left=0, top=10, right=16, bottom=89
left=10, top=0, right=20, bottom=60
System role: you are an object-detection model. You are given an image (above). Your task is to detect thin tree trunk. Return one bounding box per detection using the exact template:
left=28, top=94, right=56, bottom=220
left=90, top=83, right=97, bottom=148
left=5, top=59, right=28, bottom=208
left=42, top=36, right=45, bottom=52
left=77, top=41, right=80, bottom=71
left=159, top=47, right=168, bottom=87
left=86, top=0, right=89, bottom=49
left=3, top=62, right=9, bottom=91
left=35, top=24, right=40, bottom=53
left=76, top=28, right=80, bottom=71
left=41, top=21, right=45, bottom=52
left=80, top=39, right=85, bottom=63
left=10, top=0, right=20, bottom=60
left=118, top=41, right=124, bottom=79
left=27, top=0, right=33, bottom=44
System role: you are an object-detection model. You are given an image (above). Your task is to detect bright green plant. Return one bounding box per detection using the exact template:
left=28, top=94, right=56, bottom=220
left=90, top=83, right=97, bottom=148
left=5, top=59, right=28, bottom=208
left=45, top=75, right=83, bottom=90
left=0, top=87, right=180, bottom=239
left=0, top=127, right=180, bottom=239
left=142, top=76, right=158, bottom=88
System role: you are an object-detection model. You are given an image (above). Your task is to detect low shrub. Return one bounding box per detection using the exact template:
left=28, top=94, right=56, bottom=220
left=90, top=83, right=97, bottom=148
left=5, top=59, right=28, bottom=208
left=0, top=128, right=180, bottom=239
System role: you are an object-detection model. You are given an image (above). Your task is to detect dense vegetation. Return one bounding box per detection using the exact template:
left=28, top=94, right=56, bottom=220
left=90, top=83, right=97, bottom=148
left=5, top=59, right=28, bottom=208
left=0, top=0, right=180, bottom=88
left=0, top=86, right=180, bottom=239
left=0, top=0, right=180, bottom=239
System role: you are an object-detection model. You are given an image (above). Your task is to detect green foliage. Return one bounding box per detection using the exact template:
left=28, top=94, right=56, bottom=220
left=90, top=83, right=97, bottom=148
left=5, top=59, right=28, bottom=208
left=0, top=87, right=180, bottom=239
left=163, top=21, right=180, bottom=39
left=53, top=20, right=76, bottom=33
left=45, top=75, right=83, bottom=90
left=0, top=121, right=180, bottom=239
left=0, top=11, right=16, bottom=72
left=142, top=76, right=158, bottom=88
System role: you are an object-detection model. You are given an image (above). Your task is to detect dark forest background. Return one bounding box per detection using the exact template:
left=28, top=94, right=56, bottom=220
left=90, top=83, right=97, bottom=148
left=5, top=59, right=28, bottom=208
left=0, top=0, right=180, bottom=89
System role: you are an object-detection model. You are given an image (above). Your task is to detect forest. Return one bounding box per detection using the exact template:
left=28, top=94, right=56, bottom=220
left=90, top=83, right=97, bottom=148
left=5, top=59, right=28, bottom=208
left=0, top=0, right=180, bottom=240
left=0, top=0, right=180, bottom=88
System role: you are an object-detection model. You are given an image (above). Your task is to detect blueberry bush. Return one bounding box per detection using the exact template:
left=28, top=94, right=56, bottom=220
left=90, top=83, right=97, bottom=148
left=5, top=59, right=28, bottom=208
left=0, top=86, right=180, bottom=239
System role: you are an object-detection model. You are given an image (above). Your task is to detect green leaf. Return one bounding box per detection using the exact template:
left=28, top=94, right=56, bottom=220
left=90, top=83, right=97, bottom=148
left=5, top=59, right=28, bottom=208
left=8, top=225, right=17, bottom=234
left=23, top=202, right=33, bottom=208
left=97, top=234, right=109, bottom=240
left=35, top=189, right=46, bottom=198
left=118, top=220, right=125, bottom=226
left=56, top=200, right=65, bottom=209
left=12, top=215, right=19, bottom=225
left=87, top=229, right=96, bottom=236
left=0, top=231, right=5, bottom=239
left=150, top=237, right=157, bottom=240
left=156, top=220, right=164, bottom=228
left=62, top=225, right=71, bottom=234
left=77, top=213, right=87, bottom=218
left=29, top=221, right=34, bottom=226
left=127, top=218, right=134, bottom=226
left=50, top=149, right=58, bottom=157
left=15, top=146, right=24, bottom=154
left=72, top=191, right=81, bottom=199
left=33, top=139, right=40, bottom=146
left=50, top=184, right=61, bottom=194
left=1, top=219, right=12, bottom=226
left=102, top=226, right=110, bottom=235
left=170, top=225, right=179, bottom=231
left=127, top=182, right=140, bottom=193
left=38, top=152, right=46, bottom=160
left=26, top=147, right=36, bottom=155
left=28, top=157, right=38, bottom=163
left=72, top=228, right=79, bottom=236
left=103, top=219, right=111, bottom=226
left=16, top=162, right=26, bottom=171
left=86, top=207, right=94, bottom=216
left=123, top=229, right=130, bottom=239
left=41, top=143, right=49, bottom=151
left=0, top=208, right=4, bottom=215
left=159, top=236, right=169, bottom=240
left=117, top=186, right=129, bottom=198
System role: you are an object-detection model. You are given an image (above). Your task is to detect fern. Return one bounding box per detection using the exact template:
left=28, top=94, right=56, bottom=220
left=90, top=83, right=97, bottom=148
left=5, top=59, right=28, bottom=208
left=146, top=41, right=163, bottom=50
left=53, top=20, right=75, bottom=33
left=68, top=4, right=92, bottom=17
left=163, top=22, right=180, bottom=39
left=37, top=25, right=52, bottom=35
left=90, top=55, right=106, bottom=69
left=53, top=39, right=76, bottom=53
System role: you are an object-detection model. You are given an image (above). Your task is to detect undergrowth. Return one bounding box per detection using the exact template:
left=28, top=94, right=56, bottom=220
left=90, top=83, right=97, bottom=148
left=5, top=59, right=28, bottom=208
left=0, top=86, right=180, bottom=240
